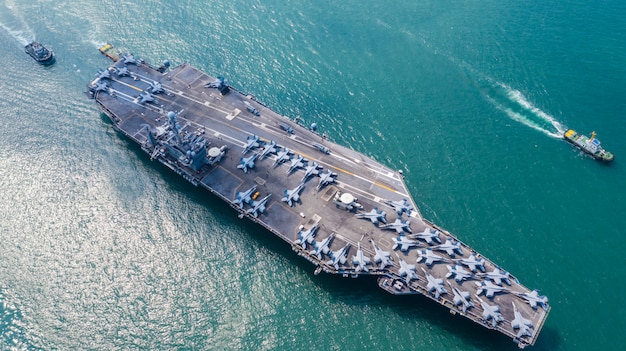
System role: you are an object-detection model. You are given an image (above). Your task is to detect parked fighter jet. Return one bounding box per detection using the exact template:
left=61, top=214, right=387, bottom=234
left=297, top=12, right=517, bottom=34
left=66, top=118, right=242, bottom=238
left=432, top=239, right=463, bottom=257
left=355, top=208, right=387, bottom=225
left=448, top=282, right=474, bottom=313
left=272, top=148, right=293, bottom=168
left=516, top=290, right=549, bottom=311
left=457, top=254, right=486, bottom=272
left=257, top=140, right=278, bottom=160
left=479, top=268, right=512, bottom=286
left=309, top=234, right=334, bottom=260
left=445, top=264, right=475, bottom=283
left=242, top=135, right=261, bottom=154
left=422, top=268, right=447, bottom=299
left=287, top=154, right=307, bottom=174
left=96, top=69, right=111, bottom=80
left=301, top=162, right=322, bottom=182
left=351, top=243, right=372, bottom=273
left=416, top=249, right=446, bottom=266
left=326, top=243, right=350, bottom=270
left=312, top=142, right=330, bottom=154
left=371, top=240, right=392, bottom=269
left=511, top=302, right=534, bottom=338
left=90, top=80, right=109, bottom=94
left=237, top=153, right=258, bottom=173
left=278, top=123, right=295, bottom=134
left=135, top=91, right=155, bottom=104
left=381, top=218, right=412, bottom=234
left=122, top=53, right=137, bottom=64
left=476, top=281, right=509, bottom=298
left=476, top=296, right=504, bottom=328
left=246, top=194, right=271, bottom=218
left=281, top=182, right=305, bottom=206
left=204, top=76, right=226, bottom=89
left=316, top=170, right=337, bottom=190
left=392, top=235, right=420, bottom=252
left=233, top=185, right=257, bottom=208
left=397, top=256, right=418, bottom=283
left=409, top=227, right=442, bottom=245
left=294, top=225, right=319, bottom=250
left=148, top=81, right=164, bottom=94
left=115, top=65, right=130, bottom=77
left=385, top=198, right=414, bottom=217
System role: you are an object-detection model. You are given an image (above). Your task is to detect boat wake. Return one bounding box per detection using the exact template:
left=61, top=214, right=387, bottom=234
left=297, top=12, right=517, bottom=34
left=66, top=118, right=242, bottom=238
left=482, top=82, right=566, bottom=139
left=0, top=1, right=34, bottom=46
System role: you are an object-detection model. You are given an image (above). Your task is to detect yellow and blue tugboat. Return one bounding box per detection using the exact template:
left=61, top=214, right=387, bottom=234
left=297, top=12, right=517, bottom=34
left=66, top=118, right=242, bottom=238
left=564, top=129, right=614, bottom=162
left=24, top=41, right=55, bottom=65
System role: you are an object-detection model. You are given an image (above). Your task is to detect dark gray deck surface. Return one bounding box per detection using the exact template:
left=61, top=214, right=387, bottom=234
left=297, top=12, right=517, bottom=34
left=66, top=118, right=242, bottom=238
left=91, top=60, right=549, bottom=348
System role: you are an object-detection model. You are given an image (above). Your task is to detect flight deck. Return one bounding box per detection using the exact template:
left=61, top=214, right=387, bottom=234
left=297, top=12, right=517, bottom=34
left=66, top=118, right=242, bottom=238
left=89, top=52, right=550, bottom=348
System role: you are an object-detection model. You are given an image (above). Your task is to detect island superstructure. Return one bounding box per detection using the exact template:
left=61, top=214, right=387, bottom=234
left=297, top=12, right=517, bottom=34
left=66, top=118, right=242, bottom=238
left=88, top=49, right=550, bottom=348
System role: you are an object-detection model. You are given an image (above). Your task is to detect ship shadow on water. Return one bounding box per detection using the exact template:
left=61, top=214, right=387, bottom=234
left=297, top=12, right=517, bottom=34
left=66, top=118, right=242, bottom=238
left=98, top=113, right=562, bottom=351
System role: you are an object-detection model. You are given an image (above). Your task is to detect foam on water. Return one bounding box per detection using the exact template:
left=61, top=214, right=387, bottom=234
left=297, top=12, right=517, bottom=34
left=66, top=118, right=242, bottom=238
left=0, top=1, right=34, bottom=45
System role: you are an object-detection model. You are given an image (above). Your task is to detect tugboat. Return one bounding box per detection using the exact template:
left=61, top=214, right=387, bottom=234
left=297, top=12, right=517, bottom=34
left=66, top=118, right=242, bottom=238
left=564, top=129, right=614, bottom=162
left=24, top=41, right=55, bottom=65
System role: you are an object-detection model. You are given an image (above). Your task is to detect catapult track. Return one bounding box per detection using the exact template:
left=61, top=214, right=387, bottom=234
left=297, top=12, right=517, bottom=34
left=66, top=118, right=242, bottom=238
left=90, top=55, right=549, bottom=348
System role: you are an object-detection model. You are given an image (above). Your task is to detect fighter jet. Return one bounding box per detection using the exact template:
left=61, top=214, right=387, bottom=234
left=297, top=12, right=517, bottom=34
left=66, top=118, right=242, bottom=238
left=90, top=80, right=109, bottom=94
left=384, top=198, right=414, bottom=217
left=287, top=154, right=307, bottom=174
left=445, top=264, right=475, bottom=283
left=257, top=140, right=278, bottom=160
left=122, top=53, right=137, bottom=64
left=397, top=256, right=418, bottom=283
left=312, top=142, right=330, bottom=154
left=409, top=227, right=442, bottom=245
left=476, top=281, right=509, bottom=298
left=479, top=268, right=512, bottom=286
left=233, top=185, right=257, bottom=208
left=96, top=69, right=111, bottom=80
left=294, top=225, right=319, bottom=250
left=237, top=153, right=258, bottom=173
left=476, top=296, right=504, bottom=328
left=516, top=290, right=549, bottom=311
left=281, top=182, right=305, bottom=207
left=309, top=234, right=335, bottom=260
left=380, top=218, right=412, bottom=234
left=511, top=302, right=534, bottom=338
left=457, top=254, right=486, bottom=272
left=316, top=170, right=337, bottom=190
left=115, top=65, right=130, bottom=77
left=272, top=148, right=293, bottom=168
left=135, top=91, right=155, bottom=104
left=242, top=135, right=261, bottom=154
left=278, top=123, right=295, bottom=134
left=392, top=235, right=421, bottom=252
left=448, top=282, right=474, bottom=313
left=416, top=249, right=446, bottom=266
left=301, top=162, right=322, bottom=182
left=371, top=240, right=392, bottom=269
left=355, top=208, right=387, bottom=225
left=326, top=243, right=350, bottom=270
left=351, top=242, right=372, bottom=273
left=422, top=268, right=447, bottom=299
left=246, top=194, right=271, bottom=218
left=432, top=239, right=463, bottom=257
left=148, top=81, right=164, bottom=94
left=204, top=76, right=227, bottom=89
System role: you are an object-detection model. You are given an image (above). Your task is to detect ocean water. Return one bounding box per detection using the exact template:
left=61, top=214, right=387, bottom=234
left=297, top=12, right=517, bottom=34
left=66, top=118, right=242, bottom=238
left=1, top=1, right=625, bottom=350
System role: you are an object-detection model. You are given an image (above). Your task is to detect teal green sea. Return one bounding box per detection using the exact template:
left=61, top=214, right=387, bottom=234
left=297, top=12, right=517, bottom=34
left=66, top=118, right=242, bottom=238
left=1, top=1, right=625, bottom=350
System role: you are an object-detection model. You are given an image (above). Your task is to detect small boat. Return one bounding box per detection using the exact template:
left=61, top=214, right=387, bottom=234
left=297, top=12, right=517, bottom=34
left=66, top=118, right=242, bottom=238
left=24, top=41, right=55, bottom=65
left=99, top=43, right=119, bottom=62
left=564, top=129, right=614, bottom=162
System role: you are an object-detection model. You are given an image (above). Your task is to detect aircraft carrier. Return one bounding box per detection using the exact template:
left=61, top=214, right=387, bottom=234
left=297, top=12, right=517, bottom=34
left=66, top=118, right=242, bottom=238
left=88, top=50, right=550, bottom=348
